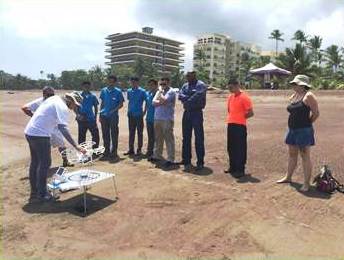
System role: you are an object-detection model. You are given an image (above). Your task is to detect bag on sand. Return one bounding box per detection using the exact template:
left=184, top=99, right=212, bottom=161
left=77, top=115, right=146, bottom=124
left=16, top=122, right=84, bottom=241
left=313, top=165, right=344, bottom=194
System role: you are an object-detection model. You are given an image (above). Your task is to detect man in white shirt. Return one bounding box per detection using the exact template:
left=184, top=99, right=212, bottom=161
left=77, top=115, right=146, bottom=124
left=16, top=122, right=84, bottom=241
left=151, top=77, right=176, bottom=168
left=21, top=86, right=74, bottom=167
left=24, top=92, right=85, bottom=202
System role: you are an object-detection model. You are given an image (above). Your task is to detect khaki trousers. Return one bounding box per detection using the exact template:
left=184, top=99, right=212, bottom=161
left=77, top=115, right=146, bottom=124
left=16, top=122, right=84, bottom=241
left=154, top=120, right=175, bottom=162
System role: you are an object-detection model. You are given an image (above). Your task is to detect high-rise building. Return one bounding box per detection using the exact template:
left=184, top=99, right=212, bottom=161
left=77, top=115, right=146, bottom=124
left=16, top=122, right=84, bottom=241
left=193, top=33, right=261, bottom=84
left=105, top=27, right=184, bottom=74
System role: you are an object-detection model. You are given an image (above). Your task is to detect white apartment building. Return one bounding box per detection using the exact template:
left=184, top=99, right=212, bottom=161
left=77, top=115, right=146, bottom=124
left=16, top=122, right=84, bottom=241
left=193, top=33, right=261, bottom=84
left=105, top=27, right=184, bottom=74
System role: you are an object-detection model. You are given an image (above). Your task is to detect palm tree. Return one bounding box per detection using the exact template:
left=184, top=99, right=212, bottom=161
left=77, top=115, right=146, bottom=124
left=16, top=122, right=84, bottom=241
left=194, top=47, right=207, bottom=67
left=307, top=35, right=323, bottom=66
left=269, top=29, right=284, bottom=56
left=276, top=43, right=312, bottom=75
left=292, top=30, right=308, bottom=45
left=324, top=45, right=343, bottom=73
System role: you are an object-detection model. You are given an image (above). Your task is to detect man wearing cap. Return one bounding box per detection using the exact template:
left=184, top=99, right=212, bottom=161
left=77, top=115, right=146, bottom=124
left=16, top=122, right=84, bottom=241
left=99, top=75, right=125, bottom=160
left=151, top=77, right=176, bottom=167
left=24, top=92, right=86, bottom=202
left=225, top=79, right=254, bottom=178
left=76, top=81, right=100, bottom=149
left=178, top=71, right=207, bottom=171
left=22, top=86, right=74, bottom=167
left=124, top=77, right=147, bottom=156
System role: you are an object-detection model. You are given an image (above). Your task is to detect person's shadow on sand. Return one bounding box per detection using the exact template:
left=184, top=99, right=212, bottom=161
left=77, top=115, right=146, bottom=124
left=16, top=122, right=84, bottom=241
left=290, top=182, right=332, bottom=199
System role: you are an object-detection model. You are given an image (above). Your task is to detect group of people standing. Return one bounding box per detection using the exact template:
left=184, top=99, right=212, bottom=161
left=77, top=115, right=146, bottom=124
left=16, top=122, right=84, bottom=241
left=23, top=71, right=319, bottom=203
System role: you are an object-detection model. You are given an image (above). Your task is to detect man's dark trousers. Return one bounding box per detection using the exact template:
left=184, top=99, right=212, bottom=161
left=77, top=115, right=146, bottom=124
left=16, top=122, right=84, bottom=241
left=146, top=121, right=154, bottom=156
left=182, top=110, right=205, bottom=166
left=100, top=116, right=119, bottom=155
left=78, top=120, right=100, bottom=148
left=26, top=135, right=51, bottom=197
left=128, top=115, right=144, bottom=152
left=227, top=123, right=247, bottom=174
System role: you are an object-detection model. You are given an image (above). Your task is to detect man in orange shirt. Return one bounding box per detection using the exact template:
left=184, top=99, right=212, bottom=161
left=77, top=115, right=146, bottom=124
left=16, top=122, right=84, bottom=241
left=225, top=79, right=254, bottom=178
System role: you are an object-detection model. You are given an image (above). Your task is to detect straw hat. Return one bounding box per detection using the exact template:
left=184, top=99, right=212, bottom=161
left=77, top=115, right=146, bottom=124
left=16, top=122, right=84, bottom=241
left=65, top=91, right=83, bottom=106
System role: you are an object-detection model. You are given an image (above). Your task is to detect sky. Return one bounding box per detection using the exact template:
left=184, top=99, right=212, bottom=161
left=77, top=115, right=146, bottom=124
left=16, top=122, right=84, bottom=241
left=1, top=0, right=343, bottom=79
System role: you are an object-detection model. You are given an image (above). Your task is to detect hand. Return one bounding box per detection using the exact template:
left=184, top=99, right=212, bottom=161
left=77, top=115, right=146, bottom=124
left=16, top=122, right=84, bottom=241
left=77, top=146, right=87, bottom=154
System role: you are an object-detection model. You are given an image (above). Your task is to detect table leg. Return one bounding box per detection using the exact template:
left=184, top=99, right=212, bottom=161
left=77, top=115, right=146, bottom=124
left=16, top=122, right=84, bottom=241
left=112, top=176, right=118, bottom=199
left=83, top=186, right=87, bottom=216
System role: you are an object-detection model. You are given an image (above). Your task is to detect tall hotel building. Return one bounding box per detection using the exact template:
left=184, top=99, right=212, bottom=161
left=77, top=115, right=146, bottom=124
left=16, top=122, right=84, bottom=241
left=105, top=27, right=184, bottom=74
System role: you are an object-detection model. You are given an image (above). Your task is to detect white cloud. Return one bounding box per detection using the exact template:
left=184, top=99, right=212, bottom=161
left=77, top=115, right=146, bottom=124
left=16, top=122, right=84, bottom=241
left=0, top=0, right=139, bottom=40
left=305, top=8, right=344, bottom=48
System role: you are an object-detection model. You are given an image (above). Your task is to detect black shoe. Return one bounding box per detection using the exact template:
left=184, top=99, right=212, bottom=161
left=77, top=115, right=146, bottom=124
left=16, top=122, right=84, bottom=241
left=62, top=160, right=74, bottom=167
left=224, top=168, right=231, bottom=174
left=163, top=161, right=175, bottom=168
left=232, top=171, right=245, bottom=178
left=100, top=153, right=110, bottom=161
left=135, top=150, right=142, bottom=156
left=149, top=157, right=161, bottom=163
left=124, top=150, right=135, bottom=156
left=38, top=193, right=55, bottom=202
left=145, top=151, right=153, bottom=157
left=183, top=164, right=193, bottom=172
left=109, top=154, right=120, bottom=161
left=195, top=164, right=204, bottom=171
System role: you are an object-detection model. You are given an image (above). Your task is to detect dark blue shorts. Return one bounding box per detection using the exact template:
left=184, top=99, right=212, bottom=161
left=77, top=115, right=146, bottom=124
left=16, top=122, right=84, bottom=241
left=285, top=127, right=315, bottom=147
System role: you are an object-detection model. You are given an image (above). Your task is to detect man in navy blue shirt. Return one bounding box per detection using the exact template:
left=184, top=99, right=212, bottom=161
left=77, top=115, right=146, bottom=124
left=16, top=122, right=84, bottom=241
left=124, top=76, right=147, bottom=156
left=179, top=71, right=207, bottom=171
left=76, top=81, right=100, bottom=149
left=99, top=75, right=125, bottom=160
left=145, top=79, right=158, bottom=159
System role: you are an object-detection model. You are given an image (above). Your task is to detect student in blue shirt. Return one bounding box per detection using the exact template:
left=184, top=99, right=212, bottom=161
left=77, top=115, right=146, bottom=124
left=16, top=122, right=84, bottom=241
left=76, top=81, right=100, bottom=149
left=145, top=79, right=158, bottom=159
left=179, top=71, right=207, bottom=171
left=124, top=76, right=147, bottom=156
left=99, top=75, right=125, bottom=159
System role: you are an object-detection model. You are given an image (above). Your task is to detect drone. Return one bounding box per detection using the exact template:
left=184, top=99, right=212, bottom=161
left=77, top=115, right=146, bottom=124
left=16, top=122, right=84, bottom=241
left=60, top=141, right=105, bottom=165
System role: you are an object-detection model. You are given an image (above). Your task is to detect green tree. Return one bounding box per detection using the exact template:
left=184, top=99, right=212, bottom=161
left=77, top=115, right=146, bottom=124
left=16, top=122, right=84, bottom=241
left=170, top=68, right=185, bottom=88
left=194, top=47, right=210, bottom=84
left=324, top=45, right=343, bottom=73
left=276, top=43, right=312, bottom=75
left=307, top=35, right=323, bottom=66
left=88, top=65, right=105, bottom=90
left=292, top=30, right=308, bottom=45
left=269, top=29, right=284, bottom=56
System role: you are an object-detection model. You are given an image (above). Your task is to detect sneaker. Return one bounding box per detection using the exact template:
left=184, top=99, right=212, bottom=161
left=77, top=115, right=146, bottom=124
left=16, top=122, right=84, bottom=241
left=124, top=150, right=135, bottom=156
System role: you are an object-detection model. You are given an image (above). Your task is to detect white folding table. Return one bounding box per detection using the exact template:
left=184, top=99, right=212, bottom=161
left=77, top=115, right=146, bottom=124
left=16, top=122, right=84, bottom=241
left=48, top=169, right=118, bottom=216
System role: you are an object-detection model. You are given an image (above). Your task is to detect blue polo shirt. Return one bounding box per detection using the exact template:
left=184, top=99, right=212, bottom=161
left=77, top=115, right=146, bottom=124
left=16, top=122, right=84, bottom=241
left=145, top=90, right=156, bottom=123
left=79, top=91, right=99, bottom=122
left=99, top=86, right=125, bottom=118
left=127, top=87, right=147, bottom=117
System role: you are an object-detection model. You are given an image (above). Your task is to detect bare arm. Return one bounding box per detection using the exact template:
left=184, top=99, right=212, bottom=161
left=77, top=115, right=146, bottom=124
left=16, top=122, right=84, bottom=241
left=245, top=109, right=254, bottom=119
left=304, top=93, right=319, bottom=123
left=21, top=106, right=33, bottom=117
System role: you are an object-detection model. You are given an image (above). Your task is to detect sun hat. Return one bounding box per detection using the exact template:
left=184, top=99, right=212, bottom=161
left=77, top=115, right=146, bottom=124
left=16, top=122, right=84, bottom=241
left=65, top=91, right=83, bottom=106
left=289, top=75, right=312, bottom=88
